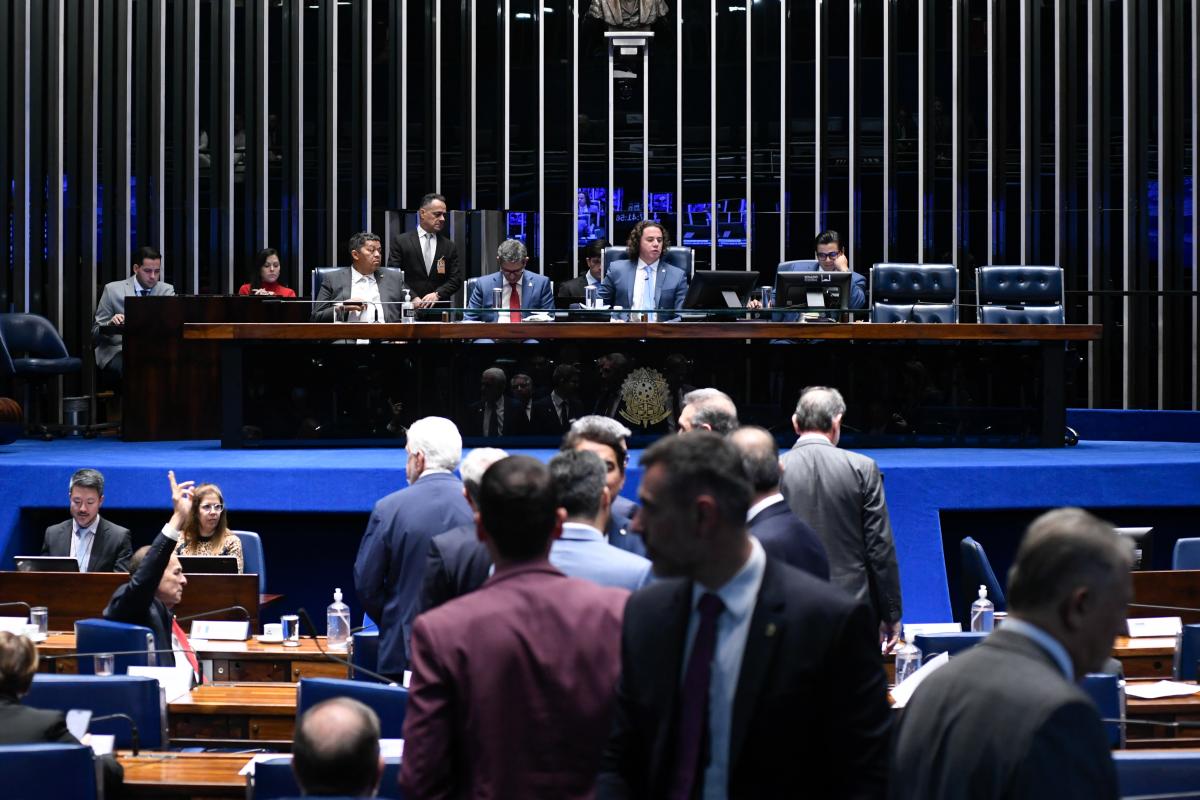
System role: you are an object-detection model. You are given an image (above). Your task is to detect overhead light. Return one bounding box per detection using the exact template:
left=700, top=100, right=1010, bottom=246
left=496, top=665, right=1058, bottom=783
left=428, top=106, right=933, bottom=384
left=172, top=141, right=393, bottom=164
left=515, top=11, right=532, bottom=18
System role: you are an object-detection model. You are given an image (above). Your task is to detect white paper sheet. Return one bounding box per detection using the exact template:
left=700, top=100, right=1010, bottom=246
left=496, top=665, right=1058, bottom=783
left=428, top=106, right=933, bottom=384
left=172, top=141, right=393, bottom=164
left=890, top=651, right=950, bottom=708
left=240, top=753, right=291, bottom=777
left=127, top=665, right=193, bottom=702
left=1124, top=680, right=1200, bottom=700
left=901, top=622, right=962, bottom=643
left=1126, top=617, right=1183, bottom=638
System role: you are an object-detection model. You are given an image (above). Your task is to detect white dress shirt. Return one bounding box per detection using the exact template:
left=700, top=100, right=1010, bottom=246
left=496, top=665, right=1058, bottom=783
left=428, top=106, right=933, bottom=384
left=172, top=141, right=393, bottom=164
left=632, top=259, right=659, bottom=321
left=71, top=520, right=97, bottom=572
left=346, top=271, right=383, bottom=323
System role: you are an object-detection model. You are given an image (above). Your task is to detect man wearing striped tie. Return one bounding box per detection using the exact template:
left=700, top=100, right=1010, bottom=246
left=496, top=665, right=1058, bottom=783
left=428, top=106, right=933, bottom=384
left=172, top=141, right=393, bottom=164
left=93, top=245, right=175, bottom=379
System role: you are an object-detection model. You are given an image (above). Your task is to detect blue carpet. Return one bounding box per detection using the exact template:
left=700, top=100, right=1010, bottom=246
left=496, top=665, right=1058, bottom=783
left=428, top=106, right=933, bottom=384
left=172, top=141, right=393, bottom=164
left=3, top=437, right=1198, bottom=624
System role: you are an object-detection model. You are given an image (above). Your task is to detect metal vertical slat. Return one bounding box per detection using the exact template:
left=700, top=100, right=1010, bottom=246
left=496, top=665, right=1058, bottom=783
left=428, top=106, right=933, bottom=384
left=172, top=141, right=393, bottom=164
left=285, top=0, right=304, bottom=291
left=1156, top=0, right=1167, bottom=408
left=951, top=0, right=960, bottom=267
left=506, top=0, right=512, bottom=209
left=778, top=0, right=785, bottom=259
left=1086, top=0, right=1101, bottom=407
left=986, top=0, right=995, bottom=263
left=573, top=0, right=579, bottom=267
left=711, top=0, right=718, bottom=263
left=813, top=0, right=821, bottom=234
left=1055, top=0, right=1066, bottom=277
left=85, top=0, right=99, bottom=319
left=471, top=0, right=478, bottom=209
left=117, top=0, right=132, bottom=272
left=250, top=0, right=268, bottom=250
left=324, top=0, right=338, bottom=265
left=14, top=0, right=31, bottom=312
left=744, top=0, right=752, bottom=269
left=1020, top=0, right=1031, bottom=263
left=218, top=0, right=234, bottom=290
left=883, top=0, right=890, bottom=261
left=435, top=0, right=442, bottom=191
left=151, top=0, right=166, bottom=254
left=401, top=0, right=408, bottom=207
left=678, top=3, right=683, bottom=249
left=643, top=43, right=649, bottom=226
left=607, top=36, right=613, bottom=241
left=917, top=0, right=925, bottom=262
left=48, top=0, right=64, bottom=329
left=539, top=0, right=545, bottom=269
left=1122, top=0, right=1134, bottom=408
left=185, top=0, right=200, bottom=292
left=361, top=0, right=374, bottom=228
left=1194, top=0, right=1199, bottom=409
left=847, top=0, right=855, bottom=261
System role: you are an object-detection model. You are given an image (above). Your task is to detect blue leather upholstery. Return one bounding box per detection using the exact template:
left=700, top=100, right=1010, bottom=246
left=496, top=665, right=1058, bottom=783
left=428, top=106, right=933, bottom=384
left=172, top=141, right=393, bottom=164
left=602, top=245, right=694, bottom=278
left=233, top=529, right=267, bottom=593
left=24, top=674, right=166, bottom=749
left=959, top=537, right=1007, bottom=622
left=74, top=617, right=158, bottom=675
left=310, top=266, right=405, bottom=300
left=869, top=263, right=958, bottom=323
left=0, top=314, right=81, bottom=378
left=912, top=631, right=989, bottom=664
left=0, top=743, right=98, bottom=800
left=1175, top=624, right=1200, bottom=681
left=296, top=677, right=408, bottom=738
left=1080, top=672, right=1122, bottom=748
left=253, top=754, right=405, bottom=799
left=351, top=631, right=381, bottom=682
left=976, top=265, right=1065, bottom=324
left=1173, top=537, right=1200, bottom=570
left=601, top=246, right=626, bottom=273
left=1114, top=751, right=1200, bottom=799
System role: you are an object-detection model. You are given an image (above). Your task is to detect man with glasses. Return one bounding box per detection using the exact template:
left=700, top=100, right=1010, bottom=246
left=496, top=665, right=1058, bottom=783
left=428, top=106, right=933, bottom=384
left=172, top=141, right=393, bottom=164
left=464, top=239, right=554, bottom=322
left=388, top=192, right=464, bottom=308
left=811, top=229, right=867, bottom=309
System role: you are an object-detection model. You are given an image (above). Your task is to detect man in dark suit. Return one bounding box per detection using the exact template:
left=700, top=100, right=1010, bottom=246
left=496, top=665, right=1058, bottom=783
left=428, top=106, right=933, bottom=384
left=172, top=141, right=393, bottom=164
left=561, top=415, right=646, bottom=557
left=354, top=417, right=474, bottom=679
left=729, top=425, right=830, bottom=580
left=419, top=446, right=508, bottom=612
left=464, top=238, right=555, bottom=321
left=598, top=220, right=689, bottom=317
left=780, top=385, right=903, bottom=652
left=890, top=508, right=1132, bottom=800
left=598, top=432, right=891, bottom=799
left=462, top=368, right=523, bottom=438
left=400, top=455, right=628, bottom=799
left=812, top=229, right=867, bottom=309
left=531, top=363, right=582, bottom=436
left=558, top=239, right=606, bottom=306
left=387, top=192, right=464, bottom=307
left=505, top=373, right=537, bottom=436
left=42, top=468, right=132, bottom=572
left=92, top=244, right=176, bottom=378
left=311, top=231, right=408, bottom=322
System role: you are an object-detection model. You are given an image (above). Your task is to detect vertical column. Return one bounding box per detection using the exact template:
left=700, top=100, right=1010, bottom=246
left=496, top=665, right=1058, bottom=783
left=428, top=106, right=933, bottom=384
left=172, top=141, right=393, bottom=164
left=882, top=0, right=891, bottom=260
left=1156, top=0, right=1167, bottom=408
left=116, top=0, right=132, bottom=272
left=1121, top=0, right=1134, bottom=408
left=538, top=0, right=545, bottom=268
left=951, top=0, right=962, bottom=267
left=1193, top=0, right=1199, bottom=409
left=321, top=0, right=338, bottom=264
left=435, top=0, right=442, bottom=190
left=471, top=0, right=478, bottom=209
left=917, top=0, right=925, bottom=262
left=710, top=0, right=718, bottom=262
left=151, top=0, right=166, bottom=254
left=185, top=0, right=200, bottom=292
left=813, top=0, right=821, bottom=233
left=83, top=0, right=100, bottom=320
left=1086, top=0, right=1101, bottom=406
left=505, top=0, right=511, bottom=209
left=14, top=0, right=33, bottom=312
left=353, top=0, right=373, bottom=229
left=846, top=0, right=855, bottom=261
left=744, top=0, right=752, bottom=268
left=47, top=0, right=65, bottom=328
left=678, top=2, right=684, bottom=245
left=217, top=0, right=235, bottom=291
left=778, top=0, right=785, bottom=259
left=1019, top=0, right=1031, bottom=263
left=283, top=0, right=304, bottom=290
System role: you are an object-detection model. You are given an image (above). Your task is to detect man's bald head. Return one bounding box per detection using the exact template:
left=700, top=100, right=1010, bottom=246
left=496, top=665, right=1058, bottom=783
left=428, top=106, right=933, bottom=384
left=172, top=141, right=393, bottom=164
left=292, top=697, right=383, bottom=797
left=727, top=425, right=781, bottom=495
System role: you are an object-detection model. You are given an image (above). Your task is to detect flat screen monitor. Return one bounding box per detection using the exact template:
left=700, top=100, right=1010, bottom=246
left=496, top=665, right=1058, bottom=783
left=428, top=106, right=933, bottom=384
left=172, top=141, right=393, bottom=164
left=775, top=270, right=852, bottom=320
left=13, top=556, right=79, bottom=572
left=177, top=555, right=240, bottom=575
left=683, top=270, right=761, bottom=310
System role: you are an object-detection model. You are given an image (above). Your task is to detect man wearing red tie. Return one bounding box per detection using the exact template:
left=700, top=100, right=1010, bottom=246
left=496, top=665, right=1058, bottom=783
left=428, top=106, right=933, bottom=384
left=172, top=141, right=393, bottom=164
left=464, top=239, right=555, bottom=322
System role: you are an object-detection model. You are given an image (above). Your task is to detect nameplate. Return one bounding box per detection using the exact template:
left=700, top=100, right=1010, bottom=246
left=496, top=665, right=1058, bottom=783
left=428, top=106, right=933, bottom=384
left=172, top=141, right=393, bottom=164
left=1127, top=616, right=1183, bottom=638
left=0, top=616, right=28, bottom=635
left=190, top=620, right=250, bottom=641
left=128, top=665, right=193, bottom=702
left=902, top=622, right=962, bottom=643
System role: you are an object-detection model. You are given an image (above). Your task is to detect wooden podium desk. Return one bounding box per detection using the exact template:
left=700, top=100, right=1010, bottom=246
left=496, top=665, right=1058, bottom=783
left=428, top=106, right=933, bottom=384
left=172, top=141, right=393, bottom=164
left=117, top=750, right=250, bottom=798
left=169, top=682, right=298, bottom=748
left=1125, top=679, right=1200, bottom=748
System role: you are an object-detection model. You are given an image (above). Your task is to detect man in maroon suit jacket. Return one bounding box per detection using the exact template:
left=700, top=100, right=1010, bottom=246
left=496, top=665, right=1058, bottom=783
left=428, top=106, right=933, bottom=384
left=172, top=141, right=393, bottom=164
left=400, top=455, right=629, bottom=799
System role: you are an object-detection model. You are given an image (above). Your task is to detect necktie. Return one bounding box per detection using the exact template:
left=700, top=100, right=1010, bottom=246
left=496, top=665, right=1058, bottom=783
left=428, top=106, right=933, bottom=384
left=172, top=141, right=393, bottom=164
left=670, top=592, right=725, bottom=800
left=509, top=282, right=521, bottom=323
left=423, top=232, right=435, bottom=271
left=139, top=289, right=149, bottom=297
left=171, top=616, right=203, bottom=684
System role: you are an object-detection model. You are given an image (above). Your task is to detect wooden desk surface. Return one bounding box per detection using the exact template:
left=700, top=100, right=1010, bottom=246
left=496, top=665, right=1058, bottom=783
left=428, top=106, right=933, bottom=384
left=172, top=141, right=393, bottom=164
left=117, top=751, right=248, bottom=797
left=171, top=682, right=297, bottom=716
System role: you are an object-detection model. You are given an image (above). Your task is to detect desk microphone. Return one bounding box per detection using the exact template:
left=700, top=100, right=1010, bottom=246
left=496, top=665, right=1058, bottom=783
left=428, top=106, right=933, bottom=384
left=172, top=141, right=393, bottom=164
left=1103, top=717, right=1200, bottom=731
left=295, top=608, right=398, bottom=687
left=0, top=601, right=32, bottom=616
left=1129, top=603, right=1200, bottom=615
left=40, top=647, right=187, bottom=663
left=88, top=712, right=141, bottom=755
left=176, top=605, right=251, bottom=623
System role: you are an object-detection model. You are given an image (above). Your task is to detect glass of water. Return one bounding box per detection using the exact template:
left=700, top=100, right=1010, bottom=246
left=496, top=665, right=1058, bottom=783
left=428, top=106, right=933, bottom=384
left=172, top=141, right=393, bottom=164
left=94, top=653, right=115, bottom=676
left=29, top=606, right=48, bottom=636
left=281, top=614, right=301, bottom=647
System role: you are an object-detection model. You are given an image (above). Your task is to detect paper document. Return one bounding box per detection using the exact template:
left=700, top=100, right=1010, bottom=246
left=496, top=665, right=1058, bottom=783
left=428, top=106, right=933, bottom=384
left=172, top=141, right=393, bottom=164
left=380, top=739, right=405, bottom=758
left=1124, top=681, right=1200, bottom=700
left=240, top=753, right=291, bottom=777
left=1126, top=617, right=1183, bottom=638
left=128, top=665, right=193, bottom=702
left=890, top=652, right=950, bottom=708
left=901, top=622, right=962, bottom=643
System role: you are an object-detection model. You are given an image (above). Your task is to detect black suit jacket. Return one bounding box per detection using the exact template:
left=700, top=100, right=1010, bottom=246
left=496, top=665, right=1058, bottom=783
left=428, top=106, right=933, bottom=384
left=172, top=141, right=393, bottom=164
left=310, top=267, right=409, bottom=323
left=597, top=556, right=891, bottom=799
left=748, top=499, right=830, bottom=581
left=0, top=696, right=125, bottom=791
left=418, top=523, right=493, bottom=613
left=557, top=274, right=595, bottom=304
left=388, top=229, right=464, bottom=301
left=42, top=517, right=133, bottom=572
left=102, top=531, right=179, bottom=667
left=461, top=397, right=524, bottom=437
left=531, top=394, right=577, bottom=436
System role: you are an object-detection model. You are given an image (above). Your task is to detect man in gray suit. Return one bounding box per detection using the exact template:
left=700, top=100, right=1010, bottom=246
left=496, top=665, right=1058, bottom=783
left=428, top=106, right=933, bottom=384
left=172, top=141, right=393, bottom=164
left=92, top=245, right=175, bottom=378
left=42, top=468, right=132, bottom=572
left=780, top=386, right=903, bottom=652
left=890, top=508, right=1131, bottom=800
left=311, top=231, right=409, bottom=323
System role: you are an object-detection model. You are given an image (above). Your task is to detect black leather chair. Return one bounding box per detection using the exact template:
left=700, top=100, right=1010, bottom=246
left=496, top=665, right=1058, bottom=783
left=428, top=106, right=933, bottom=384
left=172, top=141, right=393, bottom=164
left=602, top=245, right=694, bottom=278
left=309, top=266, right=406, bottom=303
left=0, top=313, right=82, bottom=434
left=869, top=263, right=958, bottom=323
left=975, top=265, right=1065, bottom=323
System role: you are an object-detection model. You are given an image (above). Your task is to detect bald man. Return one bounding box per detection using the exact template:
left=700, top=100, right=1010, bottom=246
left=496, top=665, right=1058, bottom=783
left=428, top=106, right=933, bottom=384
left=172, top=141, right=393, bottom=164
left=293, top=697, right=385, bottom=798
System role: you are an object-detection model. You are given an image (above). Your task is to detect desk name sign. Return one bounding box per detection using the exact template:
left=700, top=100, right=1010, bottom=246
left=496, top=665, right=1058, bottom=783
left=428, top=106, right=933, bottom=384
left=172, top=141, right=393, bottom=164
left=1127, top=616, right=1183, bottom=638
left=190, top=619, right=250, bottom=641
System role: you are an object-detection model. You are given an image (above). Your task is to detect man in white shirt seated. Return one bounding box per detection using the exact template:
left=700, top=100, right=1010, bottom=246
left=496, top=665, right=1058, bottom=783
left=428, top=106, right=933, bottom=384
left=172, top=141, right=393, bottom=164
left=464, top=238, right=555, bottom=322
left=311, top=231, right=408, bottom=323
left=558, top=239, right=607, bottom=306
left=597, top=220, right=689, bottom=319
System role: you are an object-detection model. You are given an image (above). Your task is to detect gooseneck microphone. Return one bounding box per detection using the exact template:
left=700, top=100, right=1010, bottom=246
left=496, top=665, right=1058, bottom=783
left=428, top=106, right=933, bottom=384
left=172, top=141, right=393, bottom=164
left=89, top=713, right=141, bottom=755
left=40, top=647, right=188, bottom=662
left=175, top=605, right=251, bottom=623
left=295, top=608, right=398, bottom=687
left=0, top=601, right=32, bottom=616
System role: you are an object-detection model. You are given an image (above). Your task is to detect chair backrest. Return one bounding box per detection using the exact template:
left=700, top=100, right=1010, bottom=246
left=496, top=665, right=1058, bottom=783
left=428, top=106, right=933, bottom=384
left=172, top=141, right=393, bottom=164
left=1173, top=538, right=1200, bottom=570
left=0, top=315, right=16, bottom=378
left=1174, top=623, right=1200, bottom=680
left=25, top=674, right=166, bottom=749
left=601, top=246, right=626, bottom=274
left=253, top=754, right=404, bottom=800
left=975, top=265, right=1064, bottom=322
left=0, top=743, right=98, bottom=800
left=661, top=246, right=695, bottom=278
left=1080, top=672, right=1123, bottom=748
left=0, top=313, right=72, bottom=360
left=1114, top=751, right=1200, bottom=800
left=959, top=537, right=1007, bottom=621
left=912, top=631, right=989, bottom=664
left=869, top=263, right=958, bottom=323
left=233, top=530, right=266, bottom=593
left=74, top=617, right=157, bottom=674
left=296, top=677, right=408, bottom=738
left=351, top=630, right=381, bottom=682
left=310, top=266, right=405, bottom=300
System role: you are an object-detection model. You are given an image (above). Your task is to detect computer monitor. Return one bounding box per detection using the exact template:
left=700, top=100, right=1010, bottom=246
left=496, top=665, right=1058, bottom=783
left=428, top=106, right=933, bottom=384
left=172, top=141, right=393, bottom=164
left=775, top=270, right=852, bottom=320
left=13, top=556, right=79, bottom=572
left=177, top=555, right=240, bottom=575
left=683, top=270, right=761, bottom=311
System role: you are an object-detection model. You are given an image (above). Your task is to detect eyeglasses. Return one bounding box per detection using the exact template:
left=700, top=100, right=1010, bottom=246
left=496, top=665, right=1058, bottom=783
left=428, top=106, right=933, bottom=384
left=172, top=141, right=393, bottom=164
left=815, top=251, right=841, bottom=261
left=424, top=210, right=447, bottom=217
left=199, top=503, right=224, bottom=513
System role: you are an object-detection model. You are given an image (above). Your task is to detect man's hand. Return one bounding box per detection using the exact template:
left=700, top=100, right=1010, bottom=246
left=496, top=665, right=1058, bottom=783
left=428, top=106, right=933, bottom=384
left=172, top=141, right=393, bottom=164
left=168, top=470, right=195, bottom=530
left=833, top=253, right=850, bottom=272
left=880, top=620, right=902, bottom=654
left=746, top=299, right=763, bottom=309
left=416, top=292, right=441, bottom=309
left=110, top=313, right=126, bottom=326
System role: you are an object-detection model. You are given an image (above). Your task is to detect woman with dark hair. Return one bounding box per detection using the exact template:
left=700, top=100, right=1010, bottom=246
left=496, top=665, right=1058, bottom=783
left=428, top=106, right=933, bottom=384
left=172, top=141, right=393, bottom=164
left=238, top=248, right=296, bottom=296
left=174, top=482, right=244, bottom=572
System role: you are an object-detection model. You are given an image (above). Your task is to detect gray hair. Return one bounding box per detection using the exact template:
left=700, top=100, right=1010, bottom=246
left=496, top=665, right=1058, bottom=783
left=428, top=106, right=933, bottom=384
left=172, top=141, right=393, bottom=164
left=727, top=426, right=780, bottom=493
left=549, top=449, right=608, bottom=520
left=497, top=238, right=528, bottom=264
left=793, top=386, right=847, bottom=433
left=568, top=414, right=632, bottom=441
left=419, top=192, right=447, bottom=209
left=460, top=447, right=510, bottom=502
left=347, top=231, right=381, bottom=255
left=682, top=388, right=739, bottom=435
left=69, top=468, right=105, bottom=495
left=406, top=416, right=463, bottom=472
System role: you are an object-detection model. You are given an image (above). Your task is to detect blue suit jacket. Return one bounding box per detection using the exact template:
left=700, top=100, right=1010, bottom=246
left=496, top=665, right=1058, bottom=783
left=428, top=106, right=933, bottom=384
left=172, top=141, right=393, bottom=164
left=776, top=265, right=868, bottom=318
left=606, top=508, right=647, bottom=557
left=464, top=270, right=555, bottom=321
left=747, top=498, right=831, bottom=581
left=353, top=472, right=475, bottom=674
left=598, top=259, right=689, bottom=312
left=550, top=523, right=652, bottom=591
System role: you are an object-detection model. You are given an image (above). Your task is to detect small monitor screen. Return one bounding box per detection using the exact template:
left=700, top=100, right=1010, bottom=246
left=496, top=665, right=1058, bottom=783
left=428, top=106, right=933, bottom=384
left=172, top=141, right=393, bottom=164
left=683, top=270, right=761, bottom=310
left=177, top=555, right=240, bottom=575
left=775, top=270, right=852, bottom=319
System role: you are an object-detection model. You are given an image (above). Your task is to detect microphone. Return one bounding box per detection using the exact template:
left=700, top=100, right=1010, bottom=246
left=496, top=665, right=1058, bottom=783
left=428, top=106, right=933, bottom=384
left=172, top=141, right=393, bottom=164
left=40, top=647, right=187, bottom=663
left=0, top=601, right=32, bottom=616
left=1129, top=602, right=1200, bottom=615
left=1104, top=717, right=1200, bottom=730
left=89, top=713, right=141, bottom=755
left=295, top=608, right=398, bottom=687
left=175, top=605, right=250, bottom=623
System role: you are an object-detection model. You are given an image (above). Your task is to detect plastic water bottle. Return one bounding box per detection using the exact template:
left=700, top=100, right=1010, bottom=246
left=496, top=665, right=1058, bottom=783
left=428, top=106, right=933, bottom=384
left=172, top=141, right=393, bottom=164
left=895, top=640, right=922, bottom=685
left=327, top=588, right=351, bottom=651
left=401, top=289, right=416, bottom=323
left=970, top=584, right=995, bottom=632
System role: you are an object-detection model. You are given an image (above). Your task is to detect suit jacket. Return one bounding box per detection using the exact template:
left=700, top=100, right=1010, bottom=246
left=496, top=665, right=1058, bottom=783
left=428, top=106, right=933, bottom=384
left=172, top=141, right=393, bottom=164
left=0, top=695, right=75, bottom=744
left=353, top=472, right=474, bottom=674
left=530, top=394, right=578, bottom=436
left=92, top=276, right=177, bottom=369
left=42, top=517, right=133, bottom=572
left=598, top=259, right=689, bottom=313
left=748, top=498, right=831, bottom=581
left=419, top=523, right=494, bottom=613
left=400, top=561, right=628, bottom=800
left=890, top=627, right=1117, bottom=800
left=779, top=437, right=902, bottom=625
left=464, top=271, right=555, bottom=321
left=461, top=396, right=524, bottom=438
left=597, top=556, right=891, bottom=799
left=606, top=508, right=647, bottom=558
left=310, top=267, right=409, bottom=323
left=550, top=524, right=652, bottom=591
left=612, top=495, right=639, bottom=522
left=388, top=228, right=464, bottom=301
left=103, top=531, right=180, bottom=667
left=557, top=273, right=599, bottom=304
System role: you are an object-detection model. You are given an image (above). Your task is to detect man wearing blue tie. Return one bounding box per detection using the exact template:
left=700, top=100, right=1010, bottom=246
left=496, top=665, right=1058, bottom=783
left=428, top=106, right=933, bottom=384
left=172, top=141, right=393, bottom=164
left=597, top=220, right=689, bottom=319
left=464, top=239, right=555, bottom=322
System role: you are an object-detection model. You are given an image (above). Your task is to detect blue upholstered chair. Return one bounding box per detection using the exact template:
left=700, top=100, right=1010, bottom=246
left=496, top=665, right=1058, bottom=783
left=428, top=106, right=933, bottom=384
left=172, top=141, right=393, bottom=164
left=252, top=754, right=405, bottom=799
left=351, top=630, right=381, bottom=682
left=602, top=245, right=695, bottom=278
left=959, top=537, right=1007, bottom=623
left=74, top=617, right=158, bottom=675
left=912, top=631, right=989, bottom=664
left=975, top=265, right=1065, bottom=324
left=23, top=674, right=167, bottom=749
left=1173, top=537, right=1200, bottom=570
left=0, top=743, right=98, bottom=800
left=1174, top=624, right=1200, bottom=681
left=233, top=529, right=267, bottom=593
left=0, top=313, right=83, bottom=432
left=310, top=266, right=404, bottom=299
left=869, top=263, right=958, bottom=323
left=296, top=677, right=408, bottom=738
left=1080, top=672, right=1123, bottom=748
left=1114, top=751, right=1200, bottom=799
left=362, top=611, right=378, bottom=632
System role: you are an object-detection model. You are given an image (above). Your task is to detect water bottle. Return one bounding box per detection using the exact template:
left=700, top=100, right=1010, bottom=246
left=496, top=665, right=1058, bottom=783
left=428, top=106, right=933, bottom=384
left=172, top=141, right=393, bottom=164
left=327, top=587, right=351, bottom=651
left=970, top=584, right=995, bottom=632
left=894, top=640, right=922, bottom=685
left=401, top=289, right=415, bottom=323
